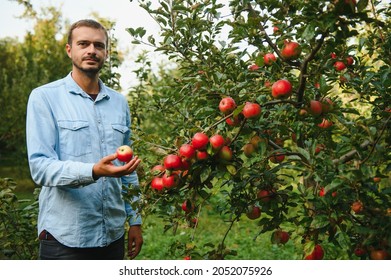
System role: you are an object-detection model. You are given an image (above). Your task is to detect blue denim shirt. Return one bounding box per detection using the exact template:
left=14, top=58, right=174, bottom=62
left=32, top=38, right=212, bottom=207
left=26, top=73, right=141, bottom=248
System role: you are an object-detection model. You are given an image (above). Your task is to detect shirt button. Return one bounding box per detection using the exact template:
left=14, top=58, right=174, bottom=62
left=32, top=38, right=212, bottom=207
left=101, top=139, right=104, bottom=143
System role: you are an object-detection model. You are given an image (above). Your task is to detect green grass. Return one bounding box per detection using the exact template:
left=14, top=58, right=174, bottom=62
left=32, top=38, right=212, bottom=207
left=137, top=210, right=300, bottom=260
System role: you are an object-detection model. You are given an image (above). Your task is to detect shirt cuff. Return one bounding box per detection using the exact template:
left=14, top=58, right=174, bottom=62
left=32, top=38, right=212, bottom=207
left=78, top=162, right=96, bottom=185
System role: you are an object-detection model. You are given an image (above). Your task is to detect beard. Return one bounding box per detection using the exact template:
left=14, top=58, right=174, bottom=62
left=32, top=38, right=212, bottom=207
left=73, top=56, right=105, bottom=77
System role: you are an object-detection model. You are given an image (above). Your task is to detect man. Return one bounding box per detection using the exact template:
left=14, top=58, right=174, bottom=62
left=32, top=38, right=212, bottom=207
left=26, top=19, right=143, bottom=260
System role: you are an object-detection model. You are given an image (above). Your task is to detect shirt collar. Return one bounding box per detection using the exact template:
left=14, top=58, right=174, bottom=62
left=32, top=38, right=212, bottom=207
left=65, top=72, right=110, bottom=101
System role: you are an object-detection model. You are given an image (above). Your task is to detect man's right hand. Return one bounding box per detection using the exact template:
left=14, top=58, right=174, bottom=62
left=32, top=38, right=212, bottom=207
left=92, top=153, right=141, bottom=180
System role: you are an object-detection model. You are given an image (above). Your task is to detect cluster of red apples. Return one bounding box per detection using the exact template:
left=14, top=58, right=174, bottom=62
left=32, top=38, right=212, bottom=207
left=150, top=131, right=233, bottom=192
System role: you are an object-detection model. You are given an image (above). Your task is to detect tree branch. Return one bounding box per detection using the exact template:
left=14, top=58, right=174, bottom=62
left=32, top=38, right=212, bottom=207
left=297, top=33, right=327, bottom=104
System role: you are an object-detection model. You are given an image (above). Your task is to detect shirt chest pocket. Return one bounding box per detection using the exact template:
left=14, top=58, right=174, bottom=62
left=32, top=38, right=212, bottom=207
left=57, top=120, right=92, bottom=158
left=111, top=124, right=130, bottom=148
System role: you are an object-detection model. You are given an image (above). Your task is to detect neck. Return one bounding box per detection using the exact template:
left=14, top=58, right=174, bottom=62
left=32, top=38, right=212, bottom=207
left=71, top=68, right=100, bottom=95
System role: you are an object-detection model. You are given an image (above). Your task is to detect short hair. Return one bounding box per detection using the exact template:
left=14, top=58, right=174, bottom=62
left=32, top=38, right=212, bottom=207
left=67, top=19, right=108, bottom=46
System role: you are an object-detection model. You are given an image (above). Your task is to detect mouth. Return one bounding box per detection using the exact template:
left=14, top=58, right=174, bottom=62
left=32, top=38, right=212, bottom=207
left=83, top=57, right=99, bottom=62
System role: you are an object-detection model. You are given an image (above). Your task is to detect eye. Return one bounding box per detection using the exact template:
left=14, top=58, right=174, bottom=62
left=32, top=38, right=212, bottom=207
left=77, top=41, right=91, bottom=47
left=94, top=43, right=106, bottom=50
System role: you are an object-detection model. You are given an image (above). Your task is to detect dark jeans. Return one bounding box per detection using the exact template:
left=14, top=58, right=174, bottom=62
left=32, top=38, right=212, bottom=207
left=39, top=233, right=125, bottom=260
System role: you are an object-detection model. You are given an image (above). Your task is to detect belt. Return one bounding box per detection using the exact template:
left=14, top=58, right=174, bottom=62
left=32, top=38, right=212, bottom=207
left=39, top=230, right=56, bottom=241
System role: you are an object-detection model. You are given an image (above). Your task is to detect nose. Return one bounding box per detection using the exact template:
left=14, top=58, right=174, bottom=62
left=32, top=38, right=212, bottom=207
left=86, top=43, right=97, bottom=54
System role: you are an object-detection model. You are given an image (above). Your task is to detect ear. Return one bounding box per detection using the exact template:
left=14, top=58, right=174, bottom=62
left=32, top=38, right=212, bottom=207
left=66, top=44, right=72, bottom=58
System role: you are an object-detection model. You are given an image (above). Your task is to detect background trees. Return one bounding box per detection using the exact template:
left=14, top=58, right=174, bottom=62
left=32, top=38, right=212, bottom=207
left=127, top=0, right=390, bottom=260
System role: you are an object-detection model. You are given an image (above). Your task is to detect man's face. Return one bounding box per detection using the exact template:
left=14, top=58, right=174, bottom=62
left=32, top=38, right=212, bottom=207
left=66, top=26, right=108, bottom=75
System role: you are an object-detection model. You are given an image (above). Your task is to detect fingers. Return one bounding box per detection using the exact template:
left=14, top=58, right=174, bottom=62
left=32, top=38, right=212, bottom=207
left=123, top=156, right=141, bottom=172
left=128, top=241, right=142, bottom=259
left=102, top=153, right=118, bottom=163
left=127, top=226, right=143, bottom=259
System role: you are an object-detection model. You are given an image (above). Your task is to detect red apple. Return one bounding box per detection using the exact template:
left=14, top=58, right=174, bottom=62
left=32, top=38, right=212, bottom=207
left=243, top=143, right=256, bottom=157
left=317, top=118, right=333, bottom=129
left=351, top=201, right=364, bottom=214
left=242, top=102, right=261, bottom=119
left=346, top=56, right=354, bottom=66
left=151, top=177, right=164, bottom=191
left=330, top=52, right=337, bottom=59
left=162, top=172, right=179, bottom=188
left=370, top=249, right=389, bottom=260
left=163, top=154, right=183, bottom=170
left=373, top=177, right=381, bottom=183
left=182, top=200, right=194, bottom=213
left=354, top=246, right=367, bottom=257
left=309, top=100, right=323, bottom=116
left=319, top=187, right=326, bottom=197
left=299, top=108, right=308, bottom=116
left=219, top=146, right=233, bottom=161
left=179, top=143, right=195, bottom=160
left=191, top=132, right=209, bottom=150
left=271, top=79, right=292, bottom=99
left=257, top=189, right=272, bottom=202
left=273, top=26, right=279, bottom=33
left=263, top=53, right=277, bottom=66
left=264, top=80, right=272, bottom=88
left=151, top=164, right=165, bottom=176
left=196, top=150, right=209, bottom=160
left=334, top=61, right=347, bottom=71
left=313, top=244, right=324, bottom=260
left=250, top=135, right=266, bottom=148
left=269, top=153, right=285, bottom=163
left=248, top=64, right=259, bottom=71
left=305, top=244, right=324, bottom=260
left=219, top=97, right=237, bottom=114
left=116, top=145, right=134, bottom=163
left=272, top=229, right=290, bottom=244
left=246, top=205, right=261, bottom=220
left=281, top=41, right=302, bottom=60
left=209, top=134, right=225, bottom=151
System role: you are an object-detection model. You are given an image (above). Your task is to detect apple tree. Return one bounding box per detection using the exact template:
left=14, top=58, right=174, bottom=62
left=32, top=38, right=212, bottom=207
left=127, top=0, right=390, bottom=259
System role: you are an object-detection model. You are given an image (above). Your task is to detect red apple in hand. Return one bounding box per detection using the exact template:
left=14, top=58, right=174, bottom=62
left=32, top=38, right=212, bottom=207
left=116, top=145, right=134, bottom=162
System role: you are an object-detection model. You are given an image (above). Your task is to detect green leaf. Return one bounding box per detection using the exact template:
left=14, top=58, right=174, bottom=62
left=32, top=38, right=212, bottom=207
left=310, top=215, right=330, bottom=229
left=357, top=0, right=369, bottom=12
left=226, top=165, right=237, bottom=175
left=302, top=22, right=316, bottom=41
left=200, top=166, right=211, bottom=183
